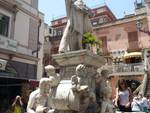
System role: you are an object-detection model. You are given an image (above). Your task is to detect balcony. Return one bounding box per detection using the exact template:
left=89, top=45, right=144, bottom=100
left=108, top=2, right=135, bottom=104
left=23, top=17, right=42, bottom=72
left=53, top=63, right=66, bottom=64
left=0, top=35, right=18, bottom=52
left=111, top=63, right=145, bottom=76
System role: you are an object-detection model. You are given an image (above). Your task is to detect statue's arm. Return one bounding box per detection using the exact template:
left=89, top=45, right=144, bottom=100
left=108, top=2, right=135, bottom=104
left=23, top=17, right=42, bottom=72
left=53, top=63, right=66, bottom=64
left=27, top=92, right=36, bottom=113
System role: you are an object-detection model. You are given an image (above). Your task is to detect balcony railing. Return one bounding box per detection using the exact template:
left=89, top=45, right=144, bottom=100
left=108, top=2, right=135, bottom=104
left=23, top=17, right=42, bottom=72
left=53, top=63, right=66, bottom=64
left=113, top=63, right=144, bottom=73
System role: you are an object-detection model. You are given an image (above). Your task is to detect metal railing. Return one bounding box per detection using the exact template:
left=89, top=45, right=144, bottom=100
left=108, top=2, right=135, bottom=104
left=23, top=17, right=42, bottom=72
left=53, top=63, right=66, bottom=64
left=113, top=63, right=144, bottom=73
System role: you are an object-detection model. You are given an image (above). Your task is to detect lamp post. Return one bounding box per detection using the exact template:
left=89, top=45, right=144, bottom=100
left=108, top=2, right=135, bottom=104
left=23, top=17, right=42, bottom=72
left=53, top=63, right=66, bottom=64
left=136, top=20, right=150, bottom=35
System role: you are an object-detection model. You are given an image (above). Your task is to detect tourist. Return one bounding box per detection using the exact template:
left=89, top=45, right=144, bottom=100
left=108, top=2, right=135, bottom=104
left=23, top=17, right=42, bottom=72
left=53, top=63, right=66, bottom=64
left=11, top=95, right=24, bottom=113
left=131, top=95, right=143, bottom=112
left=141, top=94, right=149, bottom=112
left=115, top=79, right=133, bottom=112
left=147, top=95, right=150, bottom=111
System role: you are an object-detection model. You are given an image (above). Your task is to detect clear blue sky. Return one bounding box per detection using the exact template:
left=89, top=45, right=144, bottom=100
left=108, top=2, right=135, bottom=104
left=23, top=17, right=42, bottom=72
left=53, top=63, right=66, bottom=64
left=39, top=0, right=136, bottom=25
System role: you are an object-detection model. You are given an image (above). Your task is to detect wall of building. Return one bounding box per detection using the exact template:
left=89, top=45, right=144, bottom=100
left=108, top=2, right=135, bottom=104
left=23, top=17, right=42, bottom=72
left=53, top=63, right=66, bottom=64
left=14, top=11, right=30, bottom=48
left=94, top=16, right=150, bottom=55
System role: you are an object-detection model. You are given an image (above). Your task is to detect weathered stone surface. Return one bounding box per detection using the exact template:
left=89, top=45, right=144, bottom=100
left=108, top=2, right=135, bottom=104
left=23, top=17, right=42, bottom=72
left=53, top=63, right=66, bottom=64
left=58, top=0, right=92, bottom=52
left=52, top=50, right=106, bottom=68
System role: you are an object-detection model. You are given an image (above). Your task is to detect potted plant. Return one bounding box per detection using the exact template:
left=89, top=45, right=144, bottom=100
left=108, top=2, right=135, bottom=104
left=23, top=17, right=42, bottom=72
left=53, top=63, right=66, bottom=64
left=82, top=32, right=102, bottom=54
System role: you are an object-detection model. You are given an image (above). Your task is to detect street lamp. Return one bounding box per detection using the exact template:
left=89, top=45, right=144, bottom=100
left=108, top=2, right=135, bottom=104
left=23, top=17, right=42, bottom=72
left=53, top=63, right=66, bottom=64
left=32, top=41, right=42, bottom=55
left=136, top=20, right=150, bottom=35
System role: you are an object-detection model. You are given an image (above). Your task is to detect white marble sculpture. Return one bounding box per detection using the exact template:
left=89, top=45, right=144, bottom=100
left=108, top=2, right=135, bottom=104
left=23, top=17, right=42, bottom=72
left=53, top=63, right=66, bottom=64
left=58, top=0, right=93, bottom=53
left=71, top=64, right=88, bottom=92
left=45, top=65, right=61, bottom=87
left=96, top=67, right=114, bottom=113
left=27, top=78, right=52, bottom=113
left=71, top=64, right=97, bottom=113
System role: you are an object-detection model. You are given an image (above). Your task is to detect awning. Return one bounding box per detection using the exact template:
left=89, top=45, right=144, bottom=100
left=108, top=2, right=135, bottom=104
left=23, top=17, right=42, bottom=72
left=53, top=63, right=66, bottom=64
left=124, top=52, right=142, bottom=59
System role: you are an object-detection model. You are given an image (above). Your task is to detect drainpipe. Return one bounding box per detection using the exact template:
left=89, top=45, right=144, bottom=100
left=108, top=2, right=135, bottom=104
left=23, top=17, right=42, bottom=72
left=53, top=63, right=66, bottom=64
left=37, top=19, right=42, bottom=58
left=35, top=17, right=42, bottom=79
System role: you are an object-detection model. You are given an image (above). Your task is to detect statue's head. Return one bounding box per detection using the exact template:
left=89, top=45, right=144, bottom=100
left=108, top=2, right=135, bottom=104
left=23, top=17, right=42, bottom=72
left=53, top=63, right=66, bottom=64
left=74, top=0, right=84, bottom=7
left=97, top=67, right=109, bottom=80
left=45, top=65, right=55, bottom=76
left=39, top=78, right=51, bottom=94
left=76, top=64, right=86, bottom=77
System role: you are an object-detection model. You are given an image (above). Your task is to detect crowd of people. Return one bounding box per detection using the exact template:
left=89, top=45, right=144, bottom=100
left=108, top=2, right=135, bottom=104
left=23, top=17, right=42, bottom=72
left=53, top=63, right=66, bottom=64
left=114, top=79, right=150, bottom=113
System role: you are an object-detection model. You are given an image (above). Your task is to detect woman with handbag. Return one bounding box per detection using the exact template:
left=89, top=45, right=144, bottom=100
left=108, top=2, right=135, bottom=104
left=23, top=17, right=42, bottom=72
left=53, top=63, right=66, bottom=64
left=115, top=79, right=133, bottom=112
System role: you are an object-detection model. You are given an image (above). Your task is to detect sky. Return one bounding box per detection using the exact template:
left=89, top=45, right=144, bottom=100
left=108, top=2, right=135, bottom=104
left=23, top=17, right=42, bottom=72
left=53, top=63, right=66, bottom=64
left=39, top=0, right=136, bottom=25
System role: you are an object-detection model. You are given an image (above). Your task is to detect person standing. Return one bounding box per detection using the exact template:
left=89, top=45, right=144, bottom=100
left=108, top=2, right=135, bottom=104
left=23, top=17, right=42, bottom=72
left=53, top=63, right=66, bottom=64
left=115, top=79, right=133, bottom=112
left=11, top=95, right=24, bottom=113
left=141, top=94, right=149, bottom=112
left=146, top=95, right=150, bottom=112
left=131, top=96, right=143, bottom=112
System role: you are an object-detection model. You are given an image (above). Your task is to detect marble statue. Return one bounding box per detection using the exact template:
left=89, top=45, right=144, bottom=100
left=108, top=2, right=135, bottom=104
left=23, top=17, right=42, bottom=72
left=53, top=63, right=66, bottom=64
left=45, top=65, right=61, bottom=87
left=71, top=64, right=97, bottom=113
left=96, top=67, right=114, bottom=113
left=58, top=0, right=93, bottom=53
left=27, top=78, right=52, bottom=113
left=27, top=64, right=101, bottom=113
left=71, top=64, right=88, bottom=92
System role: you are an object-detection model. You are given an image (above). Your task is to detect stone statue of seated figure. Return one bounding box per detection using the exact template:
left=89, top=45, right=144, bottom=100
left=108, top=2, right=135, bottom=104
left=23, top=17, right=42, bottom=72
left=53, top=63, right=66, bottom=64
left=27, top=78, right=52, bottom=113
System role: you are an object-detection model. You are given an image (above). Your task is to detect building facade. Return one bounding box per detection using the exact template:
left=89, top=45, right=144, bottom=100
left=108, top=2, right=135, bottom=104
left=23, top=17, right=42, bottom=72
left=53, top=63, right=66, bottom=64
left=0, top=0, right=44, bottom=112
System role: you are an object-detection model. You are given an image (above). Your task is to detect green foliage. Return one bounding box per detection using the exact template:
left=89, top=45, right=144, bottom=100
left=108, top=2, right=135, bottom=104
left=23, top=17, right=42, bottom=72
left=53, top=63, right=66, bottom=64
left=82, top=32, right=103, bottom=55
left=83, top=32, right=97, bottom=45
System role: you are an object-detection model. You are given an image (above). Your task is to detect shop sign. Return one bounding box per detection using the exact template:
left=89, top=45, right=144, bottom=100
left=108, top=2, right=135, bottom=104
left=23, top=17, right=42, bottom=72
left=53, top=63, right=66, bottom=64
left=0, top=59, right=7, bottom=71
left=0, top=35, right=18, bottom=52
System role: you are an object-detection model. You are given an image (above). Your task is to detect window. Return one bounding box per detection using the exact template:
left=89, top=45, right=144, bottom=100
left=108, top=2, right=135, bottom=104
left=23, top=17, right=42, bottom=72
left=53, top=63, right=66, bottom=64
left=103, top=17, right=109, bottom=23
left=92, top=21, right=98, bottom=25
left=0, top=13, right=9, bottom=37
left=53, top=30, right=57, bottom=36
left=57, top=30, right=62, bottom=36
left=115, top=34, right=121, bottom=41
left=49, top=28, right=52, bottom=34
left=107, top=37, right=112, bottom=41
left=58, top=20, right=62, bottom=25
left=99, top=18, right=104, bottom=24
left=128, top=31, right=139, bottom=51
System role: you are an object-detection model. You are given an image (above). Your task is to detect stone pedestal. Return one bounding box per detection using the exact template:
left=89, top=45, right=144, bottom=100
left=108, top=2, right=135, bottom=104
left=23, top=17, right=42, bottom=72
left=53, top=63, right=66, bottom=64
left=52, top=50, right=106, bottom=91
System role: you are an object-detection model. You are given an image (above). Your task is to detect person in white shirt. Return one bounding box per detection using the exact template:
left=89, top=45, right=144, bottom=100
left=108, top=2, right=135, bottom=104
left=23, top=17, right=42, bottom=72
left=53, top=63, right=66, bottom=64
left=131, top=96, right=143, bottom=112
left=115, top=79, right=133, bottom=112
